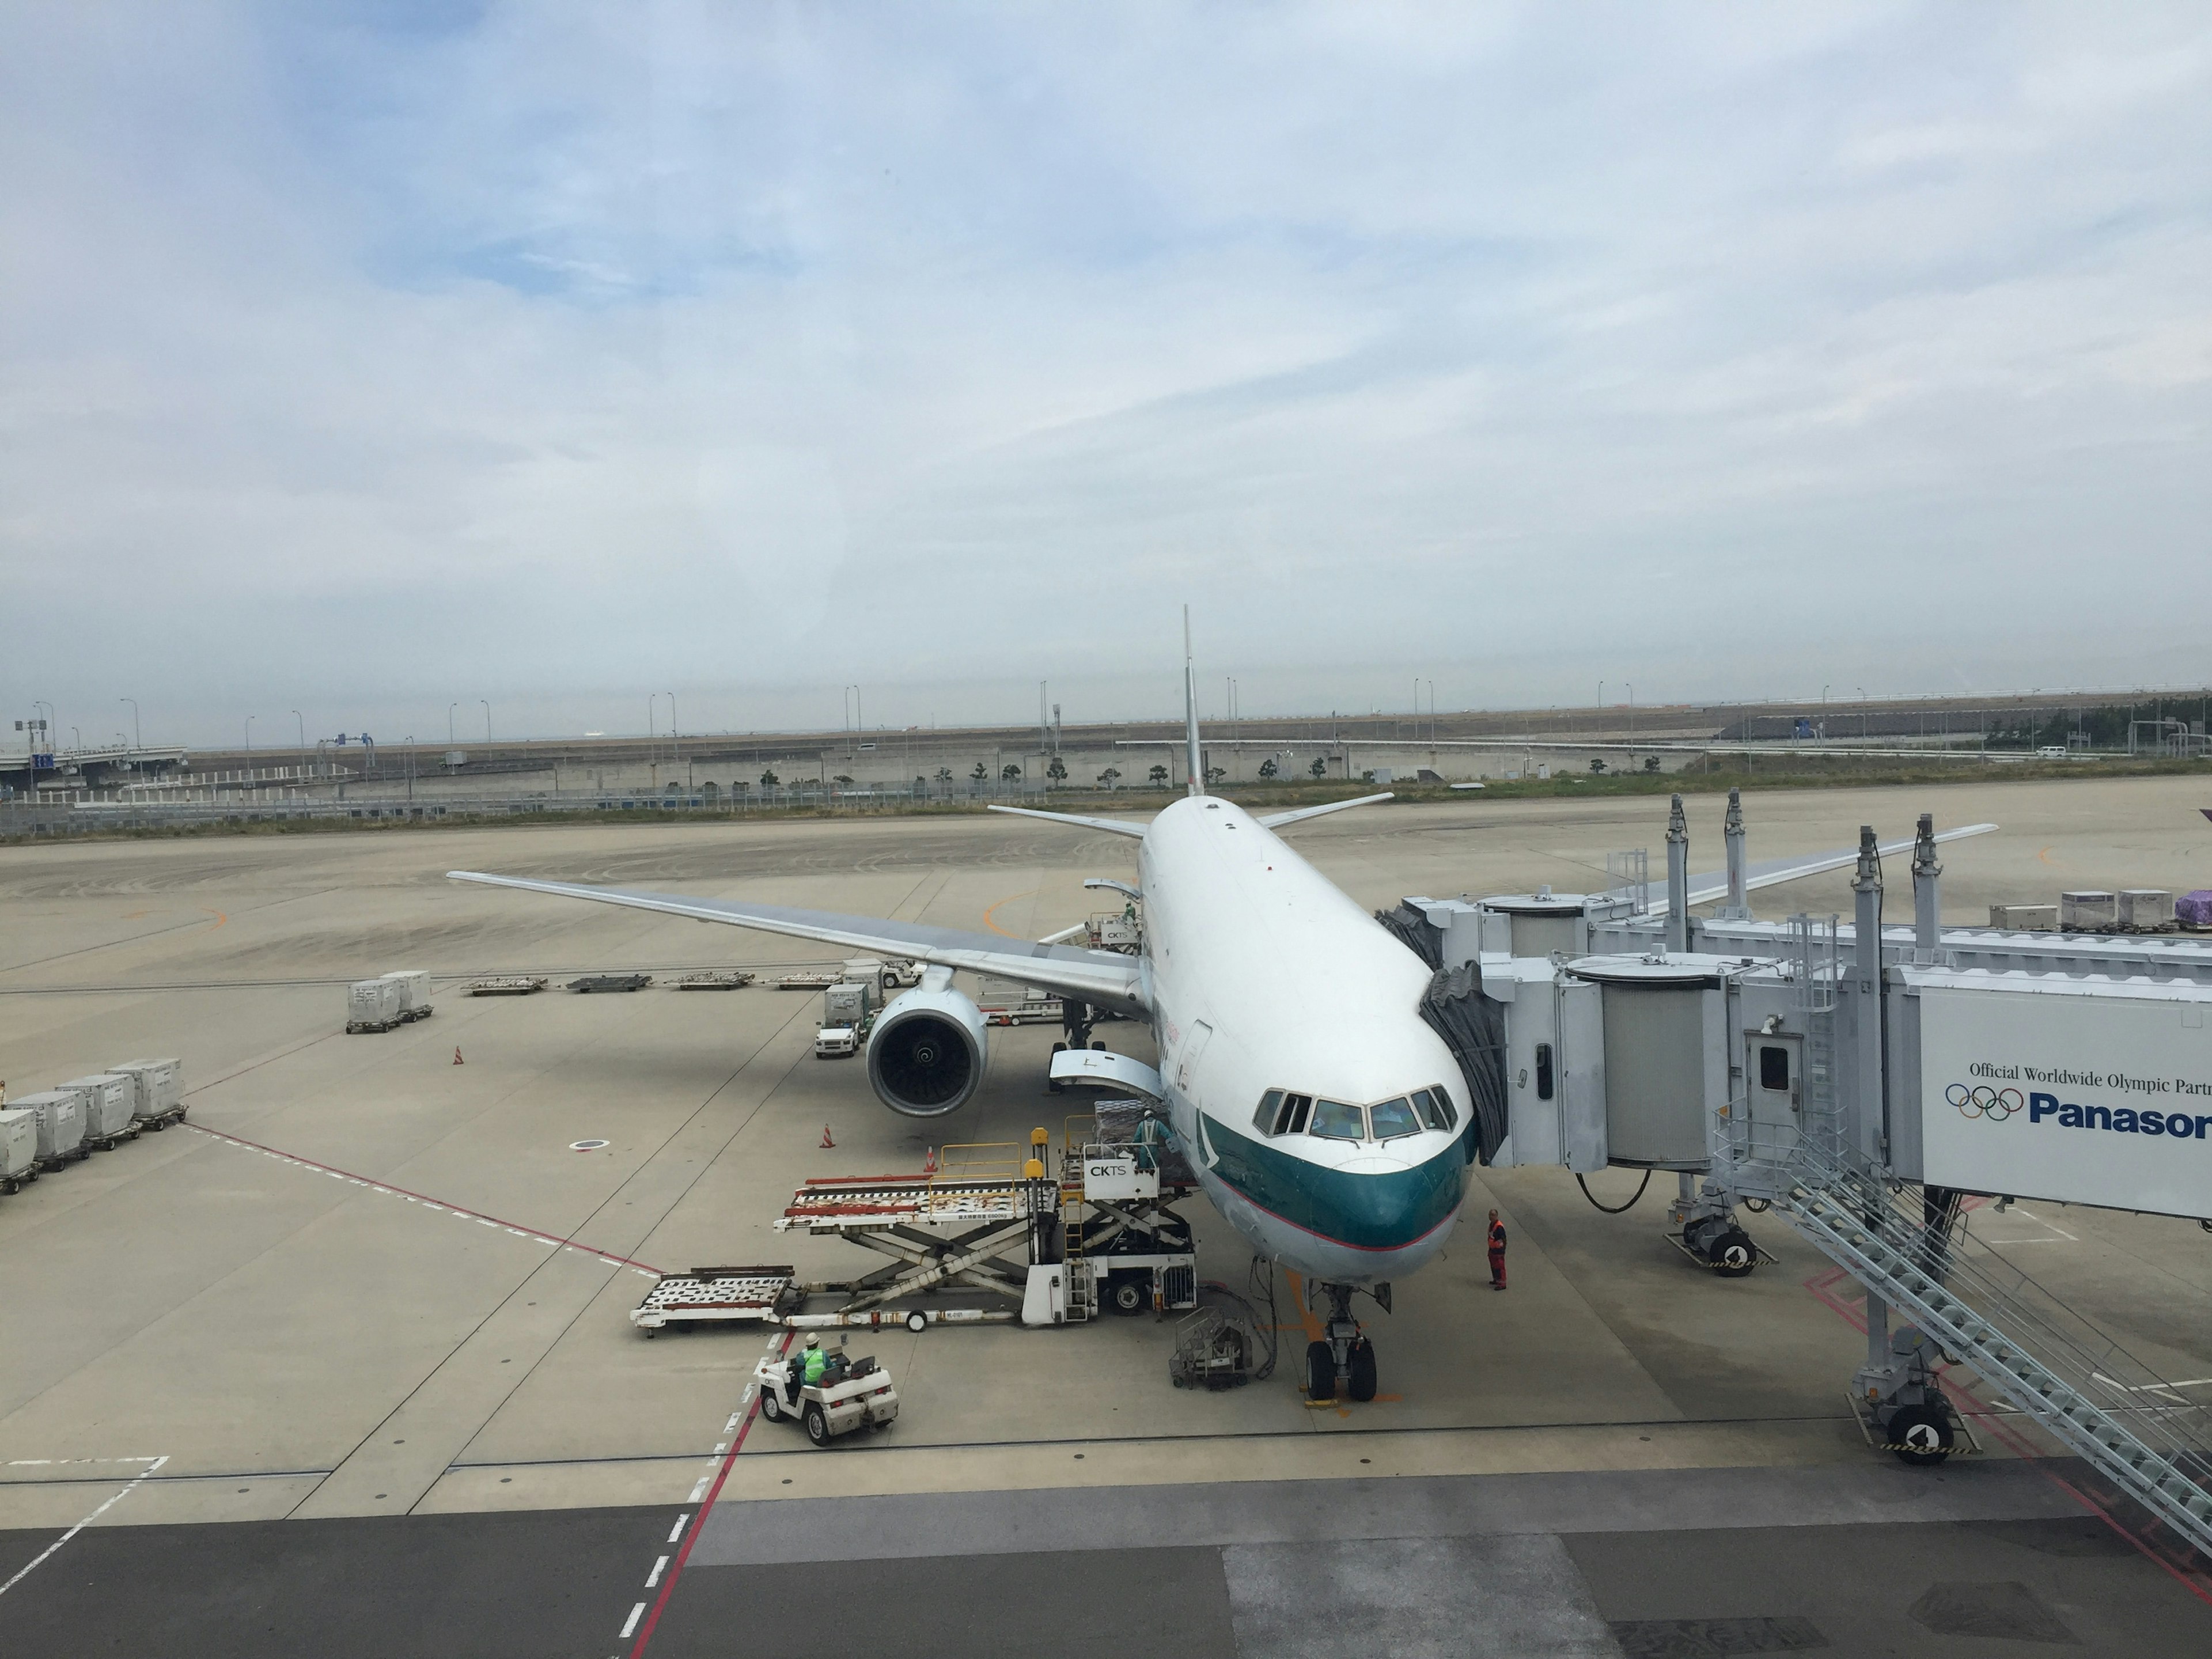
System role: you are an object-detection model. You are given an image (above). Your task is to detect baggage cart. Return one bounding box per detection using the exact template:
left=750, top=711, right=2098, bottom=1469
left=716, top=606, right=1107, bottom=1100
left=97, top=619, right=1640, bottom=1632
left=59, top=1073, right=138, bottom=1149
left=346, top=978, right=405, bottom=1032
left=0, top=1108, right=39, bottom=1194
left=109, top=1058, right=187, bottom=1128
left=17, top=1090, right=86, bottom=1169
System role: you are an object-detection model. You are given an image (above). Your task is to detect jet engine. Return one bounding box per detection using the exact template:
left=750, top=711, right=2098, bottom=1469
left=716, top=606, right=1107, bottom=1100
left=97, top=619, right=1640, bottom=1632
left=866, top=978, right=987, bottom=1118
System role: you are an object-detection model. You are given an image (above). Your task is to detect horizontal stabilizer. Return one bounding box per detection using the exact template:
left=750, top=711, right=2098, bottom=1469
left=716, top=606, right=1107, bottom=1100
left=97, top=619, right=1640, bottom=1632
left=1257, top=792, right=1393, bottom=830
left=985, top=804, right=1148, bottom=839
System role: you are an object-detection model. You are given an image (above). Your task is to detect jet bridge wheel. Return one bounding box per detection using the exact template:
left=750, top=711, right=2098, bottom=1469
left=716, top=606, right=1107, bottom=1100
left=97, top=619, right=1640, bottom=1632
left=1886, top=1404, right=1955, bottom=1467
left=1305, top=1341, right=1335, bottom=1403
left=1708, top=1228, right=1758, bottom=1278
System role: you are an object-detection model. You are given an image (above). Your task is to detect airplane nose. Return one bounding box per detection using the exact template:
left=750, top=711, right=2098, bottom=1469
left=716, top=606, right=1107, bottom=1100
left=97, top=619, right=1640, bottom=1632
left=1333, top=1152, right=1460, bottom=1249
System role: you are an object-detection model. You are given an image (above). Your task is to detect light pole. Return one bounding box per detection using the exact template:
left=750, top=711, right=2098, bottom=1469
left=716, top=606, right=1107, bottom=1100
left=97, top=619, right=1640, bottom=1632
left=120, top=698, right=139, bottom=749
left=1858, top=687, right=1868, bottom=745
left=666, top=691, right=677, bottom=764
left=293, top=710, right=305, bottom=752
left=480, top=700, right=491, bottom=743
left=245, top=715, right=254, bottom=752
left=1625, top=684, right=1634, bottom=768
left=448, top=703, right=457, bottom=746
left=404, top=736, right=414, bottom=802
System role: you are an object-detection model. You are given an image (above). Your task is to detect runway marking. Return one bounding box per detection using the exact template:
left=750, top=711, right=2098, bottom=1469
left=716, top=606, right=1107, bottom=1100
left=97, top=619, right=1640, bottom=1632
left=666, top=1513, right=690, bottom=1545
left=645, top=1555, right=668, bottom=1588
left=630, top=1331, right=794, bottom=1656
left=0, top=1456, right=168, bottom=1601
left=179, top=1123, right=664, bottom=1277
left=619, top=1603, right=645, bottom=1639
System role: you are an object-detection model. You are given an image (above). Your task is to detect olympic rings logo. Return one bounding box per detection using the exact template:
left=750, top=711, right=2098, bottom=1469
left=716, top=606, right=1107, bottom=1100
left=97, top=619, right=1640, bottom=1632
left=1946, top=1082, right=2024, bottom=1122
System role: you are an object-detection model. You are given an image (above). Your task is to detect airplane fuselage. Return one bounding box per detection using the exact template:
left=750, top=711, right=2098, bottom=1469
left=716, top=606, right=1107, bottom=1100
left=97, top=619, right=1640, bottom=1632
left=1135, top=794, right=1471, bottom=1286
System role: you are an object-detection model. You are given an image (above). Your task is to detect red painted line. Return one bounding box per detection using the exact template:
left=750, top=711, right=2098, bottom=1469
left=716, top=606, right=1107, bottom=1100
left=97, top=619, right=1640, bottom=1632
left=1803, top=1260, right=2212, bottom=1604
left=180, top=1123, right=662, bottom=1275
left=631, top=1331, right=793, bottom=1656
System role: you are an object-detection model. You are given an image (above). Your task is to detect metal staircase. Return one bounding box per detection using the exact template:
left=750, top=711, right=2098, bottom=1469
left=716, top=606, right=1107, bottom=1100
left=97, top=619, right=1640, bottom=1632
left=1750, top=1126, right=2212, bottom=1556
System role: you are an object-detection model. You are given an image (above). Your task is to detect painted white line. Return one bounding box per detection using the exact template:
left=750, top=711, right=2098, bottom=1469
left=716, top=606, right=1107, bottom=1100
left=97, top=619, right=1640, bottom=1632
left=712, top=1443, right=727, bottom=1456
left=0, top=1456, right=168, bottom=1600
left=687, top=1478, right=710, bottom=1503
left=724, top=1413, right=741, bottom=1433
left=666, top=1512, right=690, bottom=1545
left=6, top=1457, right=161, bottom=1468
left=619, top=1602, right=646, bottom=1639
left=645, top=1555, right=668, bottom=1588
left=598, top=1257, right=623, bottom=1267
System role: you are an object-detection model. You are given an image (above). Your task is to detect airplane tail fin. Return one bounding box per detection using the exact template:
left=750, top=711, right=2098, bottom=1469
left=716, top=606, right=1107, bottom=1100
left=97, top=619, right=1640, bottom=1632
left=1184, top=605, right=1203, bottom=797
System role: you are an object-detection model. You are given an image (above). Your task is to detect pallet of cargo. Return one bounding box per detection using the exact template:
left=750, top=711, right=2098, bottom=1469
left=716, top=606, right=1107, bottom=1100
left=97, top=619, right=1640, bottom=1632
left=464, top=976, right=548, bottom=996
left=671, top=969, right=755, bottom=991
left=567, top=972, right=652, bottom=993
left=631, top=1265, right=801, bottom=1334
left=773, top=970, right=840, bottom=991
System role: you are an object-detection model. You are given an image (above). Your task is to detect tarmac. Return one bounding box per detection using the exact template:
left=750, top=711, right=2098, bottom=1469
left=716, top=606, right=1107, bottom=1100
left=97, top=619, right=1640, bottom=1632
left=2, top=774, right=2210, bottom=1655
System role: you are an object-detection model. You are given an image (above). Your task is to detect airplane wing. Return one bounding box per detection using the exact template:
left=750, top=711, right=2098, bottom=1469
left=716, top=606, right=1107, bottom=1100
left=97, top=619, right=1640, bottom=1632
left=984, top=804, right=1148, bottom=839
left=1256, top=792, right=1393, bottom=830
left=446, top=872, right=1146, bottom=1010
left=1657, top=822, right=1998, bottom=912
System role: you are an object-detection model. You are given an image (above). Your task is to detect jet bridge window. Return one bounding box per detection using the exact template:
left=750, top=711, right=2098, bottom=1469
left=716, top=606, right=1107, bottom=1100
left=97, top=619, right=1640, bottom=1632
left=1759, top=1045, right=1790, bottom=1093
left=1534, top=1043, right=1555, bottom=1101
left=1413, top=1086, right=1457, bottom=1132
left=1368, top=1096, right=1422, bottom=1140
left=1308, top=1099, right=1366, bottom=1141
left=1257, top=1090, right=1313, bottom=1137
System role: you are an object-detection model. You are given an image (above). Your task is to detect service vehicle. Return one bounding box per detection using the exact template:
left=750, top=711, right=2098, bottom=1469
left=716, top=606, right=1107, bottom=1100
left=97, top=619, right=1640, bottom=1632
left=753, top=1345, right=899, bottom=1446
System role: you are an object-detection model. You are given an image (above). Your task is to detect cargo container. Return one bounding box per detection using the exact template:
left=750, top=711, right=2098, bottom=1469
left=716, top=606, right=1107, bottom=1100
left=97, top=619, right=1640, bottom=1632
left=0, top=1108, right=39, bottom=1191
left=2060, top=891, right=2118, bottom=931
left=1989, top=904, right=2059, bottom=931
left=16, top=1090, right=85, bottom=1166
left=109, top=1058, right=185, bottom=1125
left=2119, top=889, right=2174, bottom=931
left=59, top=1073, right=137, bottom=1143
left=381, top=969, right=434, bottom=1021
left=347, top=978, right=405, bottom=1032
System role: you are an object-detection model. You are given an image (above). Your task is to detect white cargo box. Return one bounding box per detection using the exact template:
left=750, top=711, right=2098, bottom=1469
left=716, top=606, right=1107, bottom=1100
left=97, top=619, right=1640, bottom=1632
left=1989, top=904, right=2059, bottom=931
left=17, top=1091, right=84, bottom=1160
left=110, top=1058, right=184, bottom=1118
left=347, top=978, right=404, bottom=1031
left=0, top=1109, right=37, bottom=1179
left=2120, top=890, right=2173, bottom=929
left=2061, top=891, right=2117, bottom=931
left=823, top=981, right=872, bottom=1025
left=60, top=1073, right=136, bottom=1138
left=381, top=969, right=433, bottom=1018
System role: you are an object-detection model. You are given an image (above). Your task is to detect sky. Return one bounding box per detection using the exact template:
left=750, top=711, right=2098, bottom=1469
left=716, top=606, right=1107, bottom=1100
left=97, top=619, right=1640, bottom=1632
left=3, top=2, right=2209, bottom=749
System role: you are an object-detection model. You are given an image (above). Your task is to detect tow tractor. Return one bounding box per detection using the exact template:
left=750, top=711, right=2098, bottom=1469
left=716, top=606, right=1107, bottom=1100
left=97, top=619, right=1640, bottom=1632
left=755, top=1342, right=900, bottom=1446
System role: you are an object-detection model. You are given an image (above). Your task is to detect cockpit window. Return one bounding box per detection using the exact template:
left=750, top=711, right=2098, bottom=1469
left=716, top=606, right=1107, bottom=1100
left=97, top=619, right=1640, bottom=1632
left=1256, top=1090, right=1312, bottom=1136
left=1414, top=1086, right=1457, bottom=1132
left=1253, top=1089, right=1283, bottom=1134
left=1308, top=1099, right=1365, bottom=1141
left=1367, top=1096, right=1421, bottom=1140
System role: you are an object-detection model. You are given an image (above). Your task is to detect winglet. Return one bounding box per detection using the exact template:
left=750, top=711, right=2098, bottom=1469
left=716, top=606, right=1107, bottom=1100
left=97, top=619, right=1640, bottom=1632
left=1184, top=604, right=1204, bottom=797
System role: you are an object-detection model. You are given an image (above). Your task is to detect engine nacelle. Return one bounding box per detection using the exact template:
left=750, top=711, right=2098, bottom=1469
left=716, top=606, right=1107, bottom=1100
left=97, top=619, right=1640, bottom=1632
left=866, top=985, right=988, bottom=1118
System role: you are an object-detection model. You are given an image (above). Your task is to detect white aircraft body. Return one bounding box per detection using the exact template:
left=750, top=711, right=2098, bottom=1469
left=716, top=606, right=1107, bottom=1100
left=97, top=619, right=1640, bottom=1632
left=450, top=623, right=1468, bottom=1398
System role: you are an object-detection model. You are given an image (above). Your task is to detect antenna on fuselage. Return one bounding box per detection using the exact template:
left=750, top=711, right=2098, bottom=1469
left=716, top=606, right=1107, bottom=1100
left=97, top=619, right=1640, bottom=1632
left=1183, top=605, right=1203, bottom=797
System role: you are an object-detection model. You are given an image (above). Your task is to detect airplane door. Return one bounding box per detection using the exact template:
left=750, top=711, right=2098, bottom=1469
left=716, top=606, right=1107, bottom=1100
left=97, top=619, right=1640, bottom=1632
left=1745, top=1031, right=1802, bottom=1156
left=1175, top=1020, right=1214, bottom=1094
left=1172, top=1021, right=1215, bottom=1161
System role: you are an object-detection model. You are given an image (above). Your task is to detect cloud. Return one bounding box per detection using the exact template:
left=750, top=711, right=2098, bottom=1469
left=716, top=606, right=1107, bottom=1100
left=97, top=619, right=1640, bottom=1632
left=1, top=1, right=2209, bottom=744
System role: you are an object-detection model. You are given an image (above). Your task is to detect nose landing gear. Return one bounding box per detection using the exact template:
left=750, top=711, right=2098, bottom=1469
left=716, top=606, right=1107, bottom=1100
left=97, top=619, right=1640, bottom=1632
left=1304, top=1281, right=1388, bottom=1403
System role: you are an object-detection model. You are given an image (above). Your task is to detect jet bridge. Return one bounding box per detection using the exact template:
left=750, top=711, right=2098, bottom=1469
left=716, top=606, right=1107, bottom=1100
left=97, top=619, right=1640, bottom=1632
left=1393, top=796, right=2212, bottom=1554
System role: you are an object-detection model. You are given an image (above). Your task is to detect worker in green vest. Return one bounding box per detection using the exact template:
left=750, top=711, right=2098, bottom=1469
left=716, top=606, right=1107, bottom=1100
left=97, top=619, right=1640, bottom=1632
left=801, top=1334, right=828, bottom=1386
left=1134, top=1107, right=1167, bottom=1173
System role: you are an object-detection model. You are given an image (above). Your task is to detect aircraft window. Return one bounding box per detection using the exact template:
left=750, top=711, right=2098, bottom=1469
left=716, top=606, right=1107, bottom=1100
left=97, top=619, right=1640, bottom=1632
left=1427, top=1086, right=1459, bottom=1131
left=1308, top=1099, right=1365, bottom=1141
left=1368, top=1096, right=1421, bottom=1139
left=1413, top=1087, right=1456, bottom=1132
left=1253, top=1089, right=1284, bottom=1134
left=1759, top=1045, right=1790, bottom=1092
left=1535, top=1043, right=1555, bottom=1101
left=1284, top=1093, right=1312, bottom=1134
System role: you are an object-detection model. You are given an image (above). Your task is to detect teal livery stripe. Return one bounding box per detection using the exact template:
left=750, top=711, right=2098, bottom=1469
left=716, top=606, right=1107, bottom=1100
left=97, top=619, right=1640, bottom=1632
left=1202, top=1115, right=1465, bottom=1252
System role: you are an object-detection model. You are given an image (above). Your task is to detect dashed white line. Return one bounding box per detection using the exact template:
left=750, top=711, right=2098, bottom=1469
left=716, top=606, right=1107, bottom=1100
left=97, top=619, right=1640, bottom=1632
left=645, top=1555, right=668, bottom=1588
left=0, top=1456, right=169, bottom=1600
left=666, top=1512, right=690, bottom=1546
left=619, top=1602, right=646, bottom=1639
left=687, top=1478, right=710, bottom=1503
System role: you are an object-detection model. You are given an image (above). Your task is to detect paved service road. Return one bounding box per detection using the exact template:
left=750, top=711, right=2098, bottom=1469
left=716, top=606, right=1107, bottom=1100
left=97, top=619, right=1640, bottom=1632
left=5, top=1464, right=2207, bottom=1658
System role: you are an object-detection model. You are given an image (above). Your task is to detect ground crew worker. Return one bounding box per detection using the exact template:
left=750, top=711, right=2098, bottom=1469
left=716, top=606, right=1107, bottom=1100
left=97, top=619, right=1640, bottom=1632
left=790, top=1334, right=826, bottom=1404
left=1487, top=1209, right=1508, bottom=1290
left=1134, top=1107, right=1167, bottom=1173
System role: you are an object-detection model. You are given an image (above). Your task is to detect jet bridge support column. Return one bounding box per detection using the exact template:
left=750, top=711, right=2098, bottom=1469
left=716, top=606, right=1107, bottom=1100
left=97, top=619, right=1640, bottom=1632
left=1664, top=795, right=1690, bottom=954
left=1713, top=787, right=1751, bottom=922
left=1911, top=813, right=1942, bottom=965
left=1843, top=825, right=1900, bottom=1404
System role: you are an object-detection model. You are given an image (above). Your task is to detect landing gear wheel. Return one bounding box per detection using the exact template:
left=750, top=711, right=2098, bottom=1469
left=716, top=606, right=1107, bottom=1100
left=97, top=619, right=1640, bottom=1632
left=906, top=1310, right=928, bottom=1333
left=1090, top=1040, right=1106, bottom=1051
left=1347, top=1338, right=1377, bottom=1403
left=1048, top=1041, right=1067, bottom=1095
left=1708, top=1228, right=1757, bottom=1278
left=760, top=1387, right=782, bottom=1422
left=1305, top=1340, right=1335, bottom=1403
left=1109, top=1275, right=1147, bottom=1316
left=803, top=1403, right=830, bottom=1447
left=1887, top=1404, right=1955, bottom=1466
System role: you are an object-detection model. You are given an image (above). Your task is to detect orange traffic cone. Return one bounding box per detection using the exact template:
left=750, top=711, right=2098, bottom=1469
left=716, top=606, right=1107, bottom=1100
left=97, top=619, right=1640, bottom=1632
left=922, top=1146, right=937, bottom=1175
left=820, top=1124, right=835, bottom=1149
left=453, top=1047, right=464, bottom=1066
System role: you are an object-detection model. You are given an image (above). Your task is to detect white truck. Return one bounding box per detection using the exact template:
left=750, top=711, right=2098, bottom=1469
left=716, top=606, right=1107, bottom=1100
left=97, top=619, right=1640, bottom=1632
left=815, top=980, right=874, bottom=1058
left=754, top=1344, right=900, bottom=1446
left=347, top=978, right=406, bottom=1033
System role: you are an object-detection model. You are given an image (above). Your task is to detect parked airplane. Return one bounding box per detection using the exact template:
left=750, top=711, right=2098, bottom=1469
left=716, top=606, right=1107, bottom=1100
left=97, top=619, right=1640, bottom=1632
left=450, top=620, right=1456, bottom=1402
